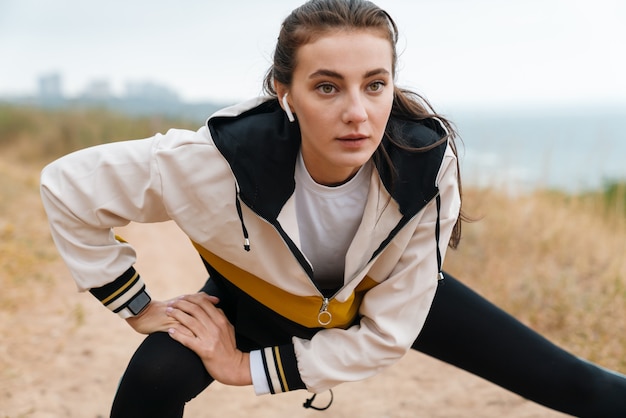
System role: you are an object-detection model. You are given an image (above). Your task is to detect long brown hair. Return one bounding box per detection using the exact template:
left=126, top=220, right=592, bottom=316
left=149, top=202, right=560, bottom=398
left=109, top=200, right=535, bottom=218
left=263, top=0, right=464, bottom=248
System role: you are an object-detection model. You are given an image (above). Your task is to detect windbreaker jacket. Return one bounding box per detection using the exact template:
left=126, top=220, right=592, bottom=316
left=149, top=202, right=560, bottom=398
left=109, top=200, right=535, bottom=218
left=40, top=96, right=461, bottom=394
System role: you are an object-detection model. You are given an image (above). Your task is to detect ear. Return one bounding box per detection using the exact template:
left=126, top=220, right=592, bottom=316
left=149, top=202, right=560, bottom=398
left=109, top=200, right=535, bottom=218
left=275, top=82, right=295, bottom=122
left=275, top=82, right=289, bottom=108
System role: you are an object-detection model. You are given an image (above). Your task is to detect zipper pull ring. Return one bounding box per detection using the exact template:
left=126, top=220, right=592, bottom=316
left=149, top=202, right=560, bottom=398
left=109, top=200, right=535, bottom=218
left=318, top=297, right=332, bottom=326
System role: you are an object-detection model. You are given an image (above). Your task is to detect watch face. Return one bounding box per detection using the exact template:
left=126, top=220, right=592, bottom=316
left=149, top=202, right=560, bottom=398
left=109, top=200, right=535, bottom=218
left=128, top=291, right=151, bottom=315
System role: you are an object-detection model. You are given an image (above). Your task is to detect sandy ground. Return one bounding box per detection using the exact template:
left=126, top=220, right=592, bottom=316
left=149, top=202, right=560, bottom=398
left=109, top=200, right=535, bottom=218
left=1, top=220, right=570, bottom=418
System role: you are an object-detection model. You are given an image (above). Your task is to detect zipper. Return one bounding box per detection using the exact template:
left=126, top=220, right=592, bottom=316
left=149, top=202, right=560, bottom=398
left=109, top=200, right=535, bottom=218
left=240, top=189, right=442, bottom=327
left=255, top=214, right=338, bottom=325
left=312, top=193, right=442, bottom=326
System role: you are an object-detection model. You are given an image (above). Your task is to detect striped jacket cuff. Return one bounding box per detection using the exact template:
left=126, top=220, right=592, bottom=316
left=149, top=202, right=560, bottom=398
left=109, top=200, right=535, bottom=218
left=259, top=344, right=306, bottom=394
left=88, top=267, right=151, bottom=318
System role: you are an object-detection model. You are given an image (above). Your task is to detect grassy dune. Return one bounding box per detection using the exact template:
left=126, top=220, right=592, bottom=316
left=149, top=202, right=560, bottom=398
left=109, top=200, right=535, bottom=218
left=0, top=105, right=196, bottom=303
left=445, top=187, right=626, bottom=370
left=1, top=104, right=625, bottom=375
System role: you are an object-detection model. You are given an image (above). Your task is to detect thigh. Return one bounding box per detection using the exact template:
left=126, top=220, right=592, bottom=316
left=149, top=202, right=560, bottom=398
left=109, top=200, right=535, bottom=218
left=110, top=332, right=214, bottom=418
left=412, top=271, right=626, bottom=417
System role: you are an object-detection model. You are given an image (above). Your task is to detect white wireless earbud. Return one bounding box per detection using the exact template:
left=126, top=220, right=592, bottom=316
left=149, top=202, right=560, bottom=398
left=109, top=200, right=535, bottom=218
left=282, top=93, right=295, bottom=122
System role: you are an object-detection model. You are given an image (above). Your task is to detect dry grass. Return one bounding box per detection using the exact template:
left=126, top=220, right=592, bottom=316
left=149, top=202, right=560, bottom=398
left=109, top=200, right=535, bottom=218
left=0, top=159, right=58, bottom=309
left=0, top=105, right=195, bottom=301
left=0, top=104, right=196, bottom=163
left=444, top=187, right=626, bottom=371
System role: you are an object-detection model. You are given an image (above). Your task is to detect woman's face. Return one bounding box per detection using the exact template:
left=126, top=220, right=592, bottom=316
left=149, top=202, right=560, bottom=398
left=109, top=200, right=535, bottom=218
left=280, top=30, right=394, bottom=186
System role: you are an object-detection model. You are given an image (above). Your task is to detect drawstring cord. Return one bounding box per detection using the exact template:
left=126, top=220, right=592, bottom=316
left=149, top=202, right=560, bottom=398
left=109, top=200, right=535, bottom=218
left=435, top=194, right=444, bottom=285
left=303, top=389, right=334, bottom=411
left=235, top=193, right=250, bottom=252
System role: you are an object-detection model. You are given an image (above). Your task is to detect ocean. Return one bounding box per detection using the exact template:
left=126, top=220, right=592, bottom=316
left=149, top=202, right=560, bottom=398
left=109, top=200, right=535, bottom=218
left=446, top=105, right=626, bottom=193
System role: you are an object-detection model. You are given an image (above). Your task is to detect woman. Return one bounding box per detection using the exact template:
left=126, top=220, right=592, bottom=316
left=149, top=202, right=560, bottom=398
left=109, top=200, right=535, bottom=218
left=40, top=0, right=626, bottom=417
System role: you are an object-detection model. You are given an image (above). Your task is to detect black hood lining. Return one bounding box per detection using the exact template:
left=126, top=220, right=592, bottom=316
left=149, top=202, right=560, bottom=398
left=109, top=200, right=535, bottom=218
left=208, top=99, right=447, bottom=222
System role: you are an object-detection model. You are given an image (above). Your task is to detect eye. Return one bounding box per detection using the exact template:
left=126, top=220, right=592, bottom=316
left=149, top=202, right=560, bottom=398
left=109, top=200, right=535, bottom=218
left=368, top=81, right=386, bottom=92
left=316, top=83, right=336, bottom=95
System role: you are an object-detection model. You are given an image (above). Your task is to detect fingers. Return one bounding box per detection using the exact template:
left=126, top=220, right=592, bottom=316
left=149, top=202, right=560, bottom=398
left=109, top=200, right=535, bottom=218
left=165, top=293, right=225, bottom=338
left=169, top=294, right=222, bottom=320
left=164, top=293, right=247, bottom=385
left=167, top=324, right=196, bottom=347
left=124, top=293, right=222, bottom=339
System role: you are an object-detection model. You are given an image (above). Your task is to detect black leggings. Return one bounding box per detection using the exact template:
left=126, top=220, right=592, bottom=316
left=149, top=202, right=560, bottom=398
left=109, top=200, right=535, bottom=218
left=110, top=272, right=626, bottom=417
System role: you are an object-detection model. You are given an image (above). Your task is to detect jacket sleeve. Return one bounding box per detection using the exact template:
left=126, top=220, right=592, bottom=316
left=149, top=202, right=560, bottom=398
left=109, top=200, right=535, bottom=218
left=40, top=135, right=171, bottom=316
left=259, top=143, right=461, bottom=394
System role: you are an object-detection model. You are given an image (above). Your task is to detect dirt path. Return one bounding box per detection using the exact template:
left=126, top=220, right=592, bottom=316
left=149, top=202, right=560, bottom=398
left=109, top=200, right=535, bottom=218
left=2, top=220, right=569, bottom=417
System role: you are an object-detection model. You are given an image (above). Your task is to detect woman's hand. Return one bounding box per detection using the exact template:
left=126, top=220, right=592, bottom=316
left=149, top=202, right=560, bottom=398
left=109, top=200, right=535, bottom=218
left=166, top=293, right=252, bottom=386
left=125, top=298, right=182, bottom=335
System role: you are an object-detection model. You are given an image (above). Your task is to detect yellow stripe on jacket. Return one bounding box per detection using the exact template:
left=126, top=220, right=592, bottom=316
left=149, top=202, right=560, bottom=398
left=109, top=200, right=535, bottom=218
left=192, top=241, right=378, bottom=329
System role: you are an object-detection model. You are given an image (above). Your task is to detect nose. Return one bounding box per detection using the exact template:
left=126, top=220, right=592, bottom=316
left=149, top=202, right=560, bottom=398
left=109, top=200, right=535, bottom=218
left=342, top=92, right=368, bottom=124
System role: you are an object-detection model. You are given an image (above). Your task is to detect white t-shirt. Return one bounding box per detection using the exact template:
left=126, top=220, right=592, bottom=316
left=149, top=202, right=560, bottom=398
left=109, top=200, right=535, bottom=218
left=294, top=151, right=371, bottom=291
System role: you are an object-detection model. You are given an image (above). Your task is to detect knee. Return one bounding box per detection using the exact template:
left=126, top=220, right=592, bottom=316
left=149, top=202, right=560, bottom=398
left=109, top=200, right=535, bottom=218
left=561, top=359, right=626, bottom=417
left=124, top=332, right=211, bottom=389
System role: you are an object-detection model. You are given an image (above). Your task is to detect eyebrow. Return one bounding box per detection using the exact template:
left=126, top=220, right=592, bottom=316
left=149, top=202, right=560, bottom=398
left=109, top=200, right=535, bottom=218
left=309, top=68, right=390, bottom=80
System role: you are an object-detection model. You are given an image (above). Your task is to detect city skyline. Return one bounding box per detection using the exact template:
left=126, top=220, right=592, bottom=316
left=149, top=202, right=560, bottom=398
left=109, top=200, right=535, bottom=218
left=1, top=0, right=625, bottom=112
left=32, top=72, right=182, bottom=102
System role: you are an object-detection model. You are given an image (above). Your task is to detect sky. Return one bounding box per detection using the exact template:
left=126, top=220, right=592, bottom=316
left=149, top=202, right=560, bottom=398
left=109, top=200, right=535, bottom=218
left=1, top=0, right=625, bottom=111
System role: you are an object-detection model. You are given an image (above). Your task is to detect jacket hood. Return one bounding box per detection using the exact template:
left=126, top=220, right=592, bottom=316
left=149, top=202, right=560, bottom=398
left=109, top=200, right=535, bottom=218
left=207, top=97, right=447, bottom=223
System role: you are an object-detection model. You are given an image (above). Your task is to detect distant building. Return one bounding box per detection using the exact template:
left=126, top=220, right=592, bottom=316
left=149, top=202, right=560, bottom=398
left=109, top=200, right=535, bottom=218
left=124, top=81, right=179, bottom=103
left=81, top=79, right=113, bottom=101
left=38, top=73, right=63, bottom=101
left=9, top=74, right=222, bottom=123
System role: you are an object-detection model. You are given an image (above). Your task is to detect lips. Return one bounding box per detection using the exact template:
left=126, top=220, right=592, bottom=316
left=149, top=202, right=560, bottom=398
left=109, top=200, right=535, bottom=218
left=337, top=133, right=368, bottom=141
